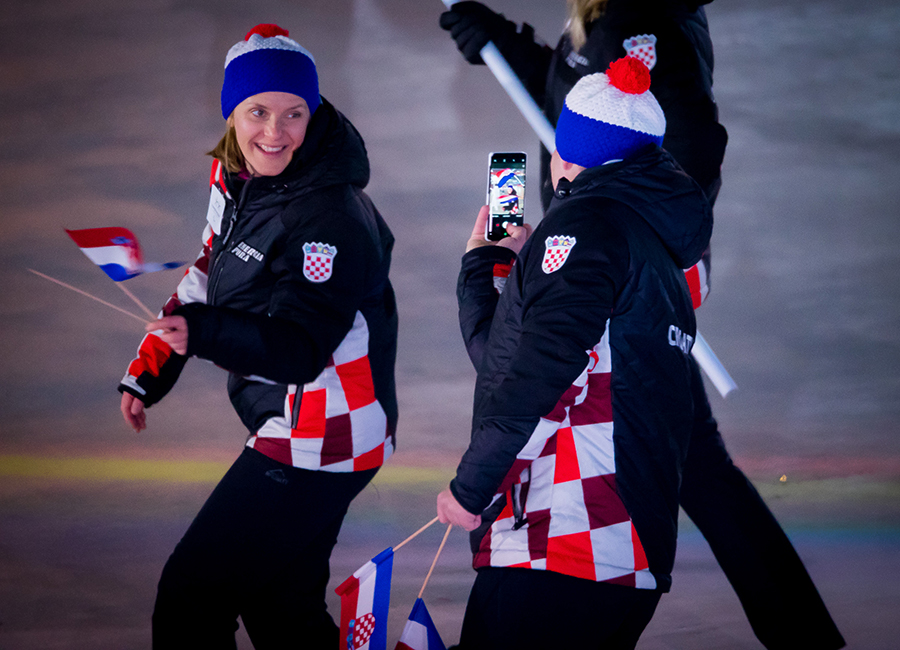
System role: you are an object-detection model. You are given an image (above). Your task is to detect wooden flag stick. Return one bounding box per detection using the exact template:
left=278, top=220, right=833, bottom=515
left=28, top=268, right=149, bottom=325
left=394, top=516, right=440, bottom=552
left=116, top=281, right=157, bottom=320
left=418, top=524, right=452, bottom=600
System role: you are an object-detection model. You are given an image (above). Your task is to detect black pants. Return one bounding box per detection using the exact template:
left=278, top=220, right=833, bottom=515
left=455, top=567, right=661, bottom=650
left=151, top=448, right=377, bottom=650
left=681, top=356, right=845, bottom=649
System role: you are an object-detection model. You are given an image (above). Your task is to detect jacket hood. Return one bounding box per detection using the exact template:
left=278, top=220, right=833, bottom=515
left=283, top=97, right=370, bottom=190
left=552, top=146, right=712, bottom=269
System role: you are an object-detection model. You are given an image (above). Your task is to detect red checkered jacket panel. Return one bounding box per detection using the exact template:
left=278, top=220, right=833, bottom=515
left=251, top=310, right=393, bottom=471
left=120, top=132, right=397, bottom=473
left=472, top=326, right=656, bottom=588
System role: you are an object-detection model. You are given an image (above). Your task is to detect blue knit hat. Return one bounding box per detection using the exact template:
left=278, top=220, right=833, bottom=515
left=221, top=24, right=320, bottom=119
left=556, top=57, right=665, bottom=168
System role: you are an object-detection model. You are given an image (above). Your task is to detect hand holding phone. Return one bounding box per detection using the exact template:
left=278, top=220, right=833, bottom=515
left=467, top=206, right=533, bottom=255
left=486, top=152, right=526, bottom=241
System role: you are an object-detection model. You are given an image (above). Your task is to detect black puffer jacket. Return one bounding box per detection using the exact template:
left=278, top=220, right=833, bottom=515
left=183, top=100, right=397, bottom=433
left=121, top=99, right=398, bottom=471
left=454, top=146, right=711, bottom=589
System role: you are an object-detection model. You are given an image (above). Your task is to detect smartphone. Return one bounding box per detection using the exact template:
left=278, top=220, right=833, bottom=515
left=486, top=151, right=526, bottom=241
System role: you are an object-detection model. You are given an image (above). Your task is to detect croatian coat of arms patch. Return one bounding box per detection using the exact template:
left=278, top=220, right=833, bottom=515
left=623, top=33, right=658, bottom=70
left=303, top=242, right=337, bottom=283
left=541, top=235, right=577, bottom=274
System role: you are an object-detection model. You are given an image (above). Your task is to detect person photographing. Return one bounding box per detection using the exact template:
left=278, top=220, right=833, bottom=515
left=439, top=57, right=711, bottom=649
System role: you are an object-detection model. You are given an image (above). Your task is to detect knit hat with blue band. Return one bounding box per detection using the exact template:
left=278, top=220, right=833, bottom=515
left=556, top=57, right=665, bottom=168
left=221, top=24, right=320, bottom=120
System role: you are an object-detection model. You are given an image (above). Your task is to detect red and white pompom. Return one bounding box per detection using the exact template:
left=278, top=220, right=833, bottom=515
left=606, top=56, right=652, bottom=95
left=245, top=23, right=290, bottom=41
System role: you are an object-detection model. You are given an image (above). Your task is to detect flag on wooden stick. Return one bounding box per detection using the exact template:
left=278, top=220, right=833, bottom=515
left=336, top=547, right=394, bottom=650
left=65, top=227, right=183, bottom=281
left=395, top=598, right=446, bottom=650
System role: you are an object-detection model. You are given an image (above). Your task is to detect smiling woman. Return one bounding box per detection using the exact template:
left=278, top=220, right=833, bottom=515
left=115, top=22, right=398, bottom=649
left=230, top=92, right=312, bottom=177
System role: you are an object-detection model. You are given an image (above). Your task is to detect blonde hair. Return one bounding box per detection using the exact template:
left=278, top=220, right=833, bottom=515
left=207, top=118, right=246, bottom=175
left=565, top=0, right=609, bottom=51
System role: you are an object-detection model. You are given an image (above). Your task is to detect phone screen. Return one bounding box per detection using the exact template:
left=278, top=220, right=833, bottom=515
left=486, top=152, right=526, bottom=241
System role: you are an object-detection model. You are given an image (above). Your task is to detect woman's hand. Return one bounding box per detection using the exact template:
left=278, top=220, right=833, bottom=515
left=465, top=205, right=532, bottom=255
left=121, top=392, right=147, bottom=432
left=147, top=315, right=189, bottom=355
left=437, top=488, right=482, bottom=531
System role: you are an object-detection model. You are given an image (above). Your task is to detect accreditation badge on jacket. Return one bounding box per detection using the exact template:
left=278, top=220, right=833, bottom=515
left=542, top=235, right=576, bottom=274
left=623, top=34, right=658, bottom=70
left=303, top=242, right=337, bottom=282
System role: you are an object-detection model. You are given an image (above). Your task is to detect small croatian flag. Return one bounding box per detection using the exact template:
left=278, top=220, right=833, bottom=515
left=493, top=168, right=518, bottom=189
left=336, top=547, right=394, bottom=650
left=395, top=598, right=446, bottom=650
left=65, top=227, right=183, bottom=281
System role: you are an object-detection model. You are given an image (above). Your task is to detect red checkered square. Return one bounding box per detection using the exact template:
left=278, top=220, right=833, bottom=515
left=291, top=388, right=326, bottom=438
left=582, top=474, right=630, bottom=528
left=335, top=356, right=377, bottom=411
left=353, top=441, right=384, bottom=471
left=321, top=413, right=353, bottom=466
left=547, top=531, right=595, bottom=580
left=553, top=427, right=581, bottom=483
left=569, top=373, right=612, bottom=425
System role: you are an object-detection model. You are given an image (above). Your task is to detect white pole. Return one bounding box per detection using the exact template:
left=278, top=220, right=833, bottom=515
left=441, top=1, right=555, bottom=151
left=441, top=1, right=737, bottom=397
left=691, top=332, right=738, bottom=397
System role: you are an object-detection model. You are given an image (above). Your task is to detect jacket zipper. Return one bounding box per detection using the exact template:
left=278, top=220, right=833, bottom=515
left=209, top=176, right=254, bottom=305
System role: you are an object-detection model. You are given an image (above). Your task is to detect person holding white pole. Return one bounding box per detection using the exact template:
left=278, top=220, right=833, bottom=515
left=440, top=2, right=844, bottom=648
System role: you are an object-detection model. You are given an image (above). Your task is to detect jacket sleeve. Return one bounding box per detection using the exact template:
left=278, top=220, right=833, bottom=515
left=457, top=246, right=517, bottom=370
left=177, top=204, right=377, bottom=386
left=644, top=18, right=727, bottom=199
left=117, top=224, right=213, bottom=407
left=451, top=213, right=629, bottom=514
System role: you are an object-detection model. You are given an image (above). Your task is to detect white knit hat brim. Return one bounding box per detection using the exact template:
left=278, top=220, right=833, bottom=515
left=224, top=34, right=315, bottom=69
left=564, top=73, right=665, bottom=137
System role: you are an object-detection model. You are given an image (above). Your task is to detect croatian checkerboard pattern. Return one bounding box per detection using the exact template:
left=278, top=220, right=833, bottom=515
left=473, top=325, right=657, bottom=588
left=251, top=310, right=392, bottom=472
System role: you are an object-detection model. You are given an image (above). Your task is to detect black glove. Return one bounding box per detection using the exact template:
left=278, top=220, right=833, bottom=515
left=439, top=1, right=517, bottom=65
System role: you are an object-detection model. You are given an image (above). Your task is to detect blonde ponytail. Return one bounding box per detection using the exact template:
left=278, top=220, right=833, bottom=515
left=207, top=117, right=246, bottom=175
left=565, top=0, right=609, bottom=51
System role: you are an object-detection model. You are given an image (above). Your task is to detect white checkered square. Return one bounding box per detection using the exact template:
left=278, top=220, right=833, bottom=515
left=572, top=422, right=616, bottom=478
left=489, top=527, right=533, bottom=567
left=591, top=522, right=639, bottom=580
left=332, top=312, right=370, bottom=364
left=349, top=401, right=388, bottom=455
left=524, top=455, right=556, bottom=513
left=547, top=480, right=592, bottom=537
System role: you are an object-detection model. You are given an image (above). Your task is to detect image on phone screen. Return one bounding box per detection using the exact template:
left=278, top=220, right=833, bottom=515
left=487, top=152, right=526, bottom=241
